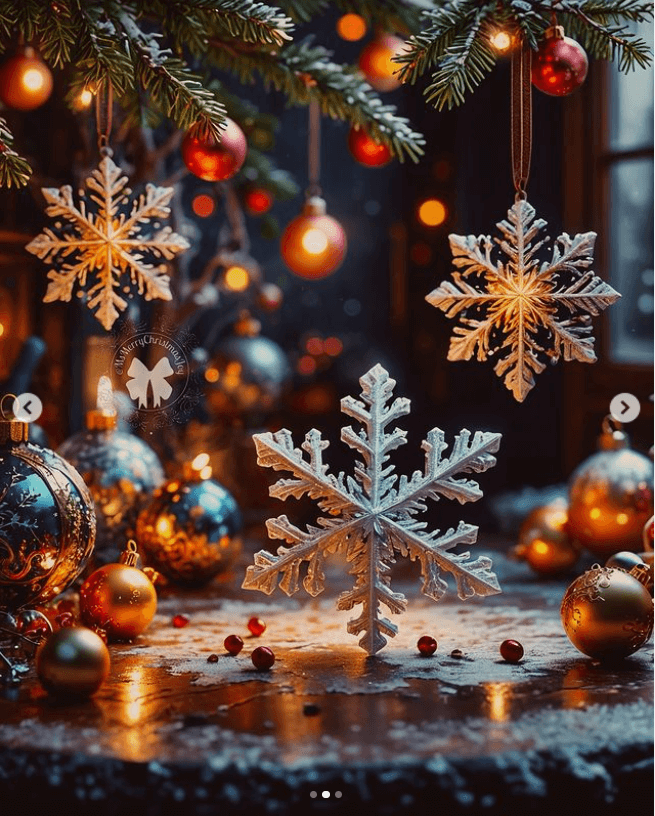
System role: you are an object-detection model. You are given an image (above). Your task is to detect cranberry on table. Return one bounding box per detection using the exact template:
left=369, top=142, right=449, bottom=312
left=417, top=635, right=438, bottom=656
left=251, top=646, right=275, bottom=671
left=172, top=615, right=189, bottom=628
left=500, top=639, right=524, bottom=663
left=224, top=634, right=244, bottom=656
left=207, top=653, right=219, bottom=664
left=247, top=617, right=266, bottom=637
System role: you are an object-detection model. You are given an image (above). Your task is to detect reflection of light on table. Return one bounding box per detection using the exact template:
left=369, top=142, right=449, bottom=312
left=484, top=682, right=512, bottom=722
left=110, top=665, right=149, bottom=761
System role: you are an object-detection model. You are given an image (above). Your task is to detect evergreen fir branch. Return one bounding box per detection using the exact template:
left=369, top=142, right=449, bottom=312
left=207, top=38, right=425, bottom=161
left=240, top=148, right=300, bottom=200
left=69, top=8, right=136, bottom=99
left=0, top=117, right=32, bottom=188
left=116, top=9, right=227, bottom=140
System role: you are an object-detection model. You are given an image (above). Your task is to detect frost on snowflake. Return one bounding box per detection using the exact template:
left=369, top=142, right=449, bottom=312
left=243, top=364, right=502, bottom=655
left=26, top=154, right=189, bottom=330
left=426, top=199, right=621, bottom=402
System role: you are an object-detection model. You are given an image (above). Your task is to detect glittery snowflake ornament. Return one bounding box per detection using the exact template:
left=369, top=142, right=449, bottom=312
left=426, top=199, right=620, bottom=402
left=244, top=364, right=502, bottom=655
left=26, top=151, right=189, bottom=330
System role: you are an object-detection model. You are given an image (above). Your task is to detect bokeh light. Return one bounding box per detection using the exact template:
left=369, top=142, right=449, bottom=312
left=224, top=266, right=250, bottom=291
left=192, top=193, right=216, bottom=217
left=23, top=67, right=45, bottom=91
left=323, top=337, right=343, bottom=356
left=337, top=14, right=367, bottom=42
left=302, top=228, right=329, bottom=255
left=298, top=355, right=317, bottom=375
left=417, top=198, right=447, bottom=227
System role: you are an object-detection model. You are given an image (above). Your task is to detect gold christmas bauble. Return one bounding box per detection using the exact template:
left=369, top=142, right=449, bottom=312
left=0, top=48, right=53, bottom=111
left=36, top=627, right=110, bottom=697
left=515, top=499, right=579, bottom=576
left=568, top=420, right=653, bottom=557
left=561, top=565, right=653, bottom=660
left=79, top=554, right=157, bottom=641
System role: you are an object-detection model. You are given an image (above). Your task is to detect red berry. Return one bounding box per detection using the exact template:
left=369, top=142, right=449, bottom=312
left=247, top=617, right=266, bottom=637
left=417, top=635, right=438, bottom=656
left=224, top=634, right=244, bottom=656
left=500, top=639, right=524, bottom=663
left=207, top=653, right=219, bottom=664
left=172, top=614, right=189, bottom=628
left=251, top=646, right=275, bottom=671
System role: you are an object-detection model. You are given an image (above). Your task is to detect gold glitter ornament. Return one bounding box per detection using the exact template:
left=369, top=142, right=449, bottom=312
left=561, top=564, right=653, bottom=660
left=0, top=403, right=96, bottom=611
left=514, top=499, right=579, bottom=576
left=568, top=418, right=653, bottom=557
left=79, top=540, right=157, bottom=641
left=136, top=456, right=242, bottom=586
left=36, top=626, right=110, bottom=697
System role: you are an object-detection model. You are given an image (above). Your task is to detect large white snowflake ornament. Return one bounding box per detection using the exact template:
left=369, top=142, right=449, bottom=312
left=426, top=199, right=621, bottom=402
left=26, top=153, right=189, bottom=330
left=244, top=364, right=502, bottom=655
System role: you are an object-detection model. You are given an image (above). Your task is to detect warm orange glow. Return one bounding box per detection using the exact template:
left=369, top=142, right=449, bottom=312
left=302, top=227, right=329, bottom=255
left=205, top=367, right=219, bottom=383
left=489, top=30, right=512, bottom=52
left=616, top=513, right=629, bottom=526
left=245, top=188, right=273, bottom=214
left=337, top=13, right=367, bottom=41
left=22, top=67, right=45, bottom=91
left=418, top=198, right=447, bottom=227
left=192, top=453, right=210, bottom=471
left=306, top=336, right=324, bottom=355
left=485, top=682, right=511, bottom=722
left=199, top=465, right=213, bottom=480
left=358, top=34, right=406, bottom=92
left=298, top=355, right=317, bottom=375
left=156, top=516, right=173, bottom=538
left=590, top=507, right=601, bottom=520
left=348, top=127, right=393, bottom=167
left=532, top=540, right=550, bottom=556
left=324, top=336, right=343, bottom=356
left=0, top=323, right=4, bottom=338
left=192, top=193, right=215, bottom=217
left=224, top=265, right=250, bottom=291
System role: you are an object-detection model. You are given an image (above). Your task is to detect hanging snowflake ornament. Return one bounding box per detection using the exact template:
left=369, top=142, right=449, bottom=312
left=426, top=199, right=620, bottom=402
left=26, top=151, right=189, bottom=330
left=243, top=364, right=502, bottom=655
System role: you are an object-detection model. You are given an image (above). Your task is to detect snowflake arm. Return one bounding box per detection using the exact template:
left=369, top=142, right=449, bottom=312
left=426, top=199, right=621, bottom=401
left=244, top=364, right=502, bottom=655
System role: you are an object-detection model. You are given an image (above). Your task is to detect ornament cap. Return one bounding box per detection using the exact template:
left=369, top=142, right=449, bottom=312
left=85, top=409, right=118, bottom=431
left=545, top=25, right=565, bottom=40
left=598, top=416, right=628, bottom=451
left=0, top=394, right=29, bottom=444
left=302, top=196, right=327, bottom=217
left=120, top=539, right=139, bottom=568
left=629, top=563, right=652, bottom=588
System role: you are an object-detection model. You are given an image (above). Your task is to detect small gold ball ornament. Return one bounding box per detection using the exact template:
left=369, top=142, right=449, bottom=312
left=561, top=564, right=654, bottom=660
left=79, top=541, right=157, bottom=641
left=568, top=418, right=653, bottom=557
left=36, top=626, right=110, bottom=697
left=514, top=499, right=579, bottom=576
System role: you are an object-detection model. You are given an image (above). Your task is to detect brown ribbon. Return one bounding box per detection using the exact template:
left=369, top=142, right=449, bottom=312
left=307, top=99, right=322, bottom=198
left=95, top=80, right=114, bottom=153
left=510, top=44, right=532, bottom=200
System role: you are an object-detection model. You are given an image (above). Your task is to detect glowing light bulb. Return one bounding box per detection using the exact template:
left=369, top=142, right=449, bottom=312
left=224, top=266, right=250, bottom=291
left=490, top=30, right=512, bottom=52
left=302, top=227, right=329, bottom=255
left=192, top=453, right=210, bottom=471
left=417, top=198, right=447, bottom=227
left=79, top=88, right=93, bottom=107
left=22, top=68, right=45, bottom=91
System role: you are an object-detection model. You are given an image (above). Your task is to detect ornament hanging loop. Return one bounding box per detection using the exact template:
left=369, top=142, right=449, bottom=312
left=510, top=43, right=532, bottom=200
left=0, top=393, right=18, bottom=420
left=306, top=99, right=322, bottom=199
left=95, top=79, right=113, bottom=156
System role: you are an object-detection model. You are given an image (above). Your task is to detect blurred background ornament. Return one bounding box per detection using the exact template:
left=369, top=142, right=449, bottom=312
left=79, top=540, right=157, bottom=641
left=513, top=498, right=579, bottom=576
left=204, top=331, right=291, bottom=425
left=58, top=377, right=164, bottom=565
left=531, top=26, right=588, bottom=97
left=358, top=32, right=405, bottom=92
left=281, top=195, right=347, bottom=279
left=182, top=119, right=247, bottom=181
left=561, top=563, right=653, bottom=660
left=36, top=626, right=110, bottom=697
left=568, top=417, right=653, bottom=557
left=348, top=127, right=393, bottom=167
left=0, top=403, right=96, bottom=612
left=0, top=47, right=53, bottom=111
left=136, top=454, right=242, bottom=586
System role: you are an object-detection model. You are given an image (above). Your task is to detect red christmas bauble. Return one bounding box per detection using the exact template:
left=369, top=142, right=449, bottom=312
left=531, top=28, right=588, bottom=97
left=281, top=196, right=347, bottom=279
left=0, top=48, right=53, bottom=111
left=348, top=127, right=393, bottom=167
left=182, top=118, right=247, bottom=181
left=358, top=33, right=405, bottom=92
left=245, top=188, right=273, bottom=214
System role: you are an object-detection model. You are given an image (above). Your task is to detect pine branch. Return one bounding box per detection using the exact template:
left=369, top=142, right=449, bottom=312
left=208, top=38, right=425, bottom=161
left=240, top=148, right=300, bottom=200
left=0, top=117, right=32, bottom=188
